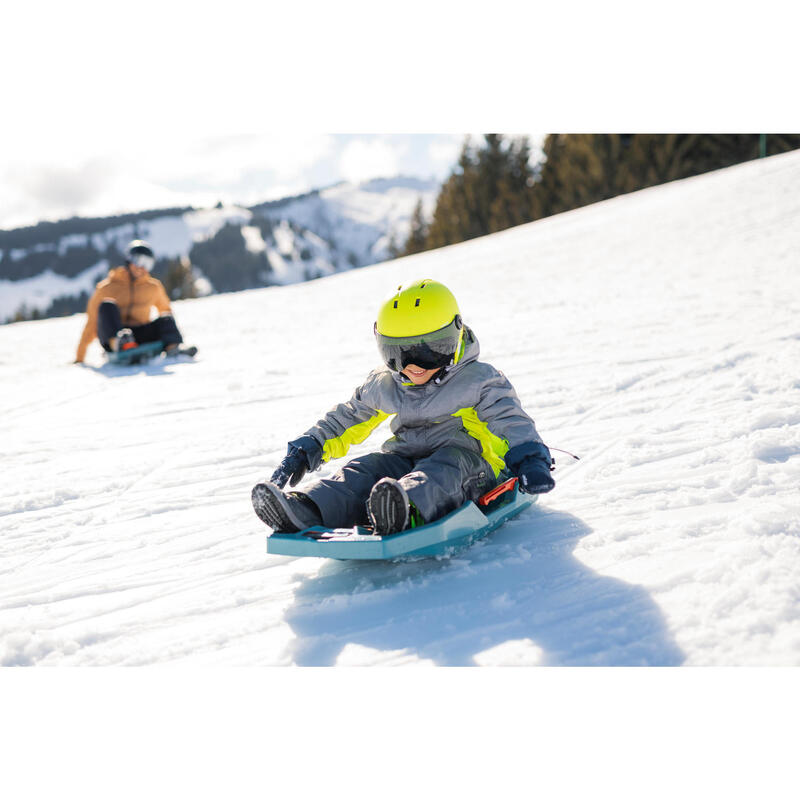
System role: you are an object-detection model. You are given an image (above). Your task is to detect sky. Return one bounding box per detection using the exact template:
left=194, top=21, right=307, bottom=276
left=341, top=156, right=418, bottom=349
left=4, top=2, right=795, bottom=235
left=0, top=133, right=471, bottom=230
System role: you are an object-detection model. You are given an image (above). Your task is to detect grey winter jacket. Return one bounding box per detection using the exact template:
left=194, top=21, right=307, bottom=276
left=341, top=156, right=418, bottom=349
left=293, top=326, right=546, bottom=479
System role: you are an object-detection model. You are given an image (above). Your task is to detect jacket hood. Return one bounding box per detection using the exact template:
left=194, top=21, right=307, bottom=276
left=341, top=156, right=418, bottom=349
left=438, top=324, right=480, bottom=382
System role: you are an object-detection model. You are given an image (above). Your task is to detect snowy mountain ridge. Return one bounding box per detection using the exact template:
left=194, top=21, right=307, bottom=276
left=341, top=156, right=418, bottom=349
left=1, top=150, right=799, bottom=666
left=0, top=176, right=439, bottom=322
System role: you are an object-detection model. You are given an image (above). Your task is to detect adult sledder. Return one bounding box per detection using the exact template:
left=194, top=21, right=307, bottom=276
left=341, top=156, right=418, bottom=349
left=252, top=279, right=555, bottom=559
left=73, top=240, right=197, bottom=365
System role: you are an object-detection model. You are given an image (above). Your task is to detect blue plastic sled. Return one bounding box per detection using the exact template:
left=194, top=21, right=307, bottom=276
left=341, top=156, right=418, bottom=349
left=266, top=478, right=537, bottom=561
left=107, top=340, right=164, bottom=365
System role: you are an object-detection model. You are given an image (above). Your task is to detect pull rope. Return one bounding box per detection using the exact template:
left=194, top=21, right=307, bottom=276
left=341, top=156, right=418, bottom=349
left=547, top=446, right=581, bottom=462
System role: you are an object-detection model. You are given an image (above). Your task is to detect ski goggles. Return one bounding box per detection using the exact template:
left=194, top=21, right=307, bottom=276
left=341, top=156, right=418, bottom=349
left=375, top=316, right=463, bottom=371
left=129, top=252, right=155, bottom=271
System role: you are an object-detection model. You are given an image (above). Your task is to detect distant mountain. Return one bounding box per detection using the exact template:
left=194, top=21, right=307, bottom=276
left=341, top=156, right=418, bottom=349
left=0, top=176, right=439, bottom=323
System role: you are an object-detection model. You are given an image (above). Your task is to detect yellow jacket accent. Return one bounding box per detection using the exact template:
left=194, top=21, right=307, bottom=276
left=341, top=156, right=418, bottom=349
left=321, top=411, right=391, bottom=462
left=451, top=407, right=510, bottom=477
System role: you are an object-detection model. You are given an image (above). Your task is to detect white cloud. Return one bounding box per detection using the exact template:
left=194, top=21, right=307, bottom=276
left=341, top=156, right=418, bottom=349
left=0, top=135, right=458, bottom=229
left=0, top=161, right=205, bottom=229
left=131, top=134, right=338, bottom=185
left=1, top=133, right=336, bottom=189
left=0, top=134, right=338, bottom=228
left=338, top=139, right=404, bottom=184
left=427, top=135, right=465, bottom=177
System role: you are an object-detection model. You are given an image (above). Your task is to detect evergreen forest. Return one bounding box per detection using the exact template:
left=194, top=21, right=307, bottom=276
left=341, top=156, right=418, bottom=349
left=404, top=133, right=800, bottom=255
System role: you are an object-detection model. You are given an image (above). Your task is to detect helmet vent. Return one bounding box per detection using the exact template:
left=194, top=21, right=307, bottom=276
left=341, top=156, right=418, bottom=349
left=393, top=300, right=398, bottom=308
left=414, top=298, right=421, bottom=307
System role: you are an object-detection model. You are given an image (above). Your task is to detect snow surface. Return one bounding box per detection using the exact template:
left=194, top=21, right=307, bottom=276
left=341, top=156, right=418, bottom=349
left=2, top=150, right=800, bottom=666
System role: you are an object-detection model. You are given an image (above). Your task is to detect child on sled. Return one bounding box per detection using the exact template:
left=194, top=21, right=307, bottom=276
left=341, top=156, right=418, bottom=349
left=252, top=279, right=554, bottom=536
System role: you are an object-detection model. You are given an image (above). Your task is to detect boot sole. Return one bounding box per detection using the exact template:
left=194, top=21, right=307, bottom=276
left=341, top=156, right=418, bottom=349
left=367, top=479, right=410, bottom=536
left=252, top=482, right=308, bottom=532
left=166, top=345, right=198, bottom=358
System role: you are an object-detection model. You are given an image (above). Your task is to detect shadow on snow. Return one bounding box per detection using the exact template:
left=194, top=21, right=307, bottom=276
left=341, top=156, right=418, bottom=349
left=283, top=506, right=685, bottom=666
left=79, top=355, right=195, bottom=378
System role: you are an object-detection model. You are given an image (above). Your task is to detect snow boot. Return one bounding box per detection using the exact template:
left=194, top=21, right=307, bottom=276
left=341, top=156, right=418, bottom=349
left=367, top=477, right=419, bottom=536
left=251, top=481, right=322, bottom=532
left=115, top=328, right=137, bottom=352
left=166, top=344, right=198, bottom=358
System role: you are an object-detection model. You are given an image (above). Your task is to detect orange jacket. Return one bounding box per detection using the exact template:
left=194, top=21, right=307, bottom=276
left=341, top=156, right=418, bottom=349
left=75, top=266, right=173, bottom=361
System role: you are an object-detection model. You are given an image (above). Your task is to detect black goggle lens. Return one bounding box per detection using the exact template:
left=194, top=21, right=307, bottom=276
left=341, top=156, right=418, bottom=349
left=397, top=344, right=451, bottom=370
left=375, top=317, right=462, bottom=372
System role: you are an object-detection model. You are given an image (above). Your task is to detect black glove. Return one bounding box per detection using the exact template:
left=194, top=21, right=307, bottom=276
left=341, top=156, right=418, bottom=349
left=517, top=456, right=555, bottom=494
left=505, top=441, right=555, bottom=495
left=270, top=436, right=322, bottom=489
left=270, top=449, right=308, bottom=489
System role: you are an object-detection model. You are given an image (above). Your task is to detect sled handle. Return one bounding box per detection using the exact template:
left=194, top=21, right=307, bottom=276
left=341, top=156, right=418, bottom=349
left=478, top=477, right=518, bottom=506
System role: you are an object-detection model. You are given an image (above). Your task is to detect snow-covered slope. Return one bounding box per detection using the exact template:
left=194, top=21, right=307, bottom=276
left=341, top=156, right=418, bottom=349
left=2, top=150, right=799, bottom=666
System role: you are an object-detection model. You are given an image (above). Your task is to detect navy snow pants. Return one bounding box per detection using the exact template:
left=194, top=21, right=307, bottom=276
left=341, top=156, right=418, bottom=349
left=304, top=446, right=497, bottom=529
left=97, top=299, right=182, bottom=352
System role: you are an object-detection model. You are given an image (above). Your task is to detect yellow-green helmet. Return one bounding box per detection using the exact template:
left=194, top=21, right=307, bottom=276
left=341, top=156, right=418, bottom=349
left=374, top=279, right=464, bottom=371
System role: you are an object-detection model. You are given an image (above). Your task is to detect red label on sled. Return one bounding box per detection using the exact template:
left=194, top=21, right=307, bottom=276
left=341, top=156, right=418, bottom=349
left=477, top=477, right=518, bottom=506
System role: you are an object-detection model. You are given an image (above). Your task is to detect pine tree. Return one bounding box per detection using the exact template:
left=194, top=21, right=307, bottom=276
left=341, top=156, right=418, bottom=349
left=425, top=139, right=479, bottom=249
left=532, top=135, right=604, bottom=217
left=423, top=135, right=538, bottom=251
left=402, top=198, right=429, bottom=256
left=532, top=134, right=800, bottom=222
left=490, top=137, right=535, bottom=232
left=161, top=257, right=200, bottom=300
